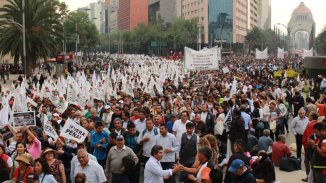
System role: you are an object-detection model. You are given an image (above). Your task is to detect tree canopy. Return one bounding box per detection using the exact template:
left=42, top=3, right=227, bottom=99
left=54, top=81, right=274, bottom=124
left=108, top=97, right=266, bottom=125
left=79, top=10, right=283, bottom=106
left=315, top=27, right=326, bottom=55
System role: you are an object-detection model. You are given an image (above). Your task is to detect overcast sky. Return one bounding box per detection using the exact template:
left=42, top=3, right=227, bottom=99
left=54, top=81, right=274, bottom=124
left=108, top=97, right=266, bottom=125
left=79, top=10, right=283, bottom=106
left=60, top=0, right=325, bottom=35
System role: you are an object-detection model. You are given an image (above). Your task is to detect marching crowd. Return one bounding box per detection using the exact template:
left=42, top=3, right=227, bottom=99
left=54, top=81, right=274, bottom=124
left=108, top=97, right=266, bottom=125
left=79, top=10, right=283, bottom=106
left=0, top=54, right=326, bottom=183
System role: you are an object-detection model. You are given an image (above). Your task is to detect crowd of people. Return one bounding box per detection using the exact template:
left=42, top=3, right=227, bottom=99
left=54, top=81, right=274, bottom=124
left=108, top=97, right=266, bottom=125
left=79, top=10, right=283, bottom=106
left=0, top=54, right=325, bottom=183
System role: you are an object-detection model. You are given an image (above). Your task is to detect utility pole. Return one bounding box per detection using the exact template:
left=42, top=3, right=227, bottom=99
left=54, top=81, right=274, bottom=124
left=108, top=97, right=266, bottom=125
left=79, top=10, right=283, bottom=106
left=75, top=23, right=79, bottom=64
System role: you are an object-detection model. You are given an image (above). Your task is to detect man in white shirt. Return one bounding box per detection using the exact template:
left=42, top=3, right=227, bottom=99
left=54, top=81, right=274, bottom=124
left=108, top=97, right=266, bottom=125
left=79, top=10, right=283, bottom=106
left=137, top=118, right=158, bottom=164
left=71, top=149, right=106, bottom=183
left=144, top=145, right=182, bottom=183
left=155, top=124, right=180, bottom=183
left=134, top=109, right=147, bottom=133
left=290, top=108, right=309, bottom=159
left=173, top=111, right=191, bottom=145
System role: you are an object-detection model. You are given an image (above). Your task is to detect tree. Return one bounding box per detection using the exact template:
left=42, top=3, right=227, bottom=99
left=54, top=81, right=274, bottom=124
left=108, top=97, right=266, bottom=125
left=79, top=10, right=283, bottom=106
left=315, top=28, right=326, bottom=55
left=245, top=27, right=264, bottom=51
left=0, top=0, right=64, bottom=74
left=63, top=11, right=99, bottom=53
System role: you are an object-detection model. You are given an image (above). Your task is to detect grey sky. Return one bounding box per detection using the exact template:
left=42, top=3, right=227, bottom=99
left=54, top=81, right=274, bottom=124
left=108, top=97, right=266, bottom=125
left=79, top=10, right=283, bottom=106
left=61, top=0, right=325, bottom=35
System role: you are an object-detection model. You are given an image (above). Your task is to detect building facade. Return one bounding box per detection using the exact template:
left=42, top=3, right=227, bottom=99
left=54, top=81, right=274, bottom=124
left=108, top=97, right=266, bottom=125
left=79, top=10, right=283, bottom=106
left=86, top=2, right=102, bottom=33
left=118, top=0, right=148, bottom=31
left=288, top=2, right=315, bottom=50
left=248, top=0, right=259, bottom=30
left=258, top=0, right=271, bottom=30
left=148, top=0, right=179, bottom=24
left=109, top=0, right=119, bottom=33
left=181, top=0, right=209, bottom=44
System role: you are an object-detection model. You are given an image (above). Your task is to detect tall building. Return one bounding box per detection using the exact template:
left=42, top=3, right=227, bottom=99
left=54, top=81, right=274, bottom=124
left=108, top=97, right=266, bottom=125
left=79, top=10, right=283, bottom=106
left=118, top=0, right=148, bottom=31
left=100, top=0, right=110, bottom=34
left=181, top=0, right=209, bottom=44
left=148, top=0, right=179, bottom=24
left=208, top=0, right=250, bottom=46
left=109, top=0, right=119, bottom=33
left=86, top=2, right=102, bottom=32
left=248, top=0, right=259, bottom=30
left=258, top=0, right=271, bottom=30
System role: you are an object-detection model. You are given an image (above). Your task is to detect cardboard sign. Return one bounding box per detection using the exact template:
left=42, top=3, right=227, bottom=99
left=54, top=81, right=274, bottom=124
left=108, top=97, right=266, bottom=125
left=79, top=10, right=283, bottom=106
left=13, top=111, right=36, bottom=128
left=60, top=118, right=88, bottom=143
left=44, top=122, right=58, bottom=140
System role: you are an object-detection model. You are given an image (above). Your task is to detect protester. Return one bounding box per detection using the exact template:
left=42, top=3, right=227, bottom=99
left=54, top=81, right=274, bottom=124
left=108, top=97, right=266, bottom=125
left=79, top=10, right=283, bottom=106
left=34, top=158, right=58, bottom=183
left=90, top=121, right=109, bottom=167
left=144, top=145, right=182, bottom=183
left=41, top=148, right=66, bottom=183
left=228, top=159, right=256, bottom=183
left=271, top=135, right=291, bottom=166
left=290, top=107, right=309, bottom=159
left=12, top=153, right=34, bottom=182
left=0, top=158, right=10, bottom=182
left=252, top=150, right=276, bottom=183
left=179, top=122, right=198, bottom=165
left=105, top=135, right=138, bottom=183
left=308, top=122, right=326, bottom=183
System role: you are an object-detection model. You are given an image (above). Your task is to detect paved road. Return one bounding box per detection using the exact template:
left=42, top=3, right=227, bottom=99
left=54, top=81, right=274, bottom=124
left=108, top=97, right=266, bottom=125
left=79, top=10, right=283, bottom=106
left=2, top=74, right=307, bottom=182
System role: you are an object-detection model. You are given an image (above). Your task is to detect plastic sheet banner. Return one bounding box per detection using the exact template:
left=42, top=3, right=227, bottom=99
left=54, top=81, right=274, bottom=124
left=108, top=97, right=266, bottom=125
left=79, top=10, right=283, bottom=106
left=184, top=46, right=220, bottom=70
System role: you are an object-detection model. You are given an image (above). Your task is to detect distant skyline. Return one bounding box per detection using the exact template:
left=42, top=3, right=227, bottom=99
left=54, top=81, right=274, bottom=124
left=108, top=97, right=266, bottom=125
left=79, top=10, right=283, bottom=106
left=60, top=0, right=326, bottom=35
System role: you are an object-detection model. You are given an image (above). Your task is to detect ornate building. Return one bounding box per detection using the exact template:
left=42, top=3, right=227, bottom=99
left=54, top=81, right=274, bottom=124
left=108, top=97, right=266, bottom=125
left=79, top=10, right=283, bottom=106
left=288, top=2, right=315, bottom=50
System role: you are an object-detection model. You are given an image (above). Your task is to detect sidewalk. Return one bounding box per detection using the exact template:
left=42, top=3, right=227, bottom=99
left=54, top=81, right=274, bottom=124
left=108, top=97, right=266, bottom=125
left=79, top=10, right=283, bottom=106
left=275, top=168, right=306, bottom=183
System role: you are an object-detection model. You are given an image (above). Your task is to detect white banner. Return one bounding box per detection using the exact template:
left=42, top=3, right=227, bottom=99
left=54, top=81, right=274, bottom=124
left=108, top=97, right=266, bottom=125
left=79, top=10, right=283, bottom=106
left=44, top=122, right=59, bottom=140
left=255, top=48, right=268, bottom=60
left=277, top=47, right=284, bottom=59
left=60, top=118, right=88, bottom=143
left=184, top=46, right=220, bottom=70
left=303, top=48, right=313, bottom=58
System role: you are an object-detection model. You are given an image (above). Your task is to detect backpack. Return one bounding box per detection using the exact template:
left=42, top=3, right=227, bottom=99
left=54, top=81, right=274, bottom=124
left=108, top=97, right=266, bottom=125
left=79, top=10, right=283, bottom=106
left=142, top=128, right=159, bottom=136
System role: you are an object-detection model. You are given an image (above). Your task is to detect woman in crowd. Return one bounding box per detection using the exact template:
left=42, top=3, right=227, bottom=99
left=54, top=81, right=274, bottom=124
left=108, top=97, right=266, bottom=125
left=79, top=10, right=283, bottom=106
left=0, top=158, right=10, bottom=182
left=34, top=158, right=58, bottom=183
left=12, top=154, right=34, bottom=182
left=215, top=105, right=227, bottom=140
left=11, top=142, right=34, bottom=178
left=0, top=144, right=13, bottom=172
left=42, top=148, right=66, bottom=183
left=25, top=127, right=42, bottom=160
left=204, top=134, right=220, bottom=168
left=252, top=150, right=276, bottom=183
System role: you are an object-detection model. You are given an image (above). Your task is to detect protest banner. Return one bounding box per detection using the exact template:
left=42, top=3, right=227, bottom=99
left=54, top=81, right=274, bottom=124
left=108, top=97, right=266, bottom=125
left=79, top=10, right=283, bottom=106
left=255, top=48, right=268, bottom=59
left=277, top=47, right=285, bottom=59
left=60, top=118, right=88, bottom=143
left=44, top=122, right=59, bottom=140
left=303, top=48, right=313, bottom=58
left=184, top=46, right=220, bottom=71
left=13, top=111, right=36, bottom=128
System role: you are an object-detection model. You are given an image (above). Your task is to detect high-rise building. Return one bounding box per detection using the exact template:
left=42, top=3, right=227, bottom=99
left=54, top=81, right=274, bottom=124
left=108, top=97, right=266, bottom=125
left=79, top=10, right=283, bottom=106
left=86, top=2, right=102, bottom=32
left=248, top=0, right=259, bottom=30
left=118, top=0, right=148, bottom=31
left=258, top=0, right=271, bottom=30
left=148, top=0, right=179, bottom=24
left=208, top=0, right=250, bottom=46
left=108, top=0, right=119, bottom=33
left=100, top=0, right=110, bottom=34
left=181, top=0, right=209, bottom=44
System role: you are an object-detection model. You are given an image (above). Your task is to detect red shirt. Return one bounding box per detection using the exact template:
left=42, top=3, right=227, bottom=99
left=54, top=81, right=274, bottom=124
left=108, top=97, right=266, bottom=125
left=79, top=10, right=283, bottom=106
left=13, top=166, right=34, bottom=182
left=272, top=141, right=291, bottom=166
left=303, top=120, right=319, bottom=147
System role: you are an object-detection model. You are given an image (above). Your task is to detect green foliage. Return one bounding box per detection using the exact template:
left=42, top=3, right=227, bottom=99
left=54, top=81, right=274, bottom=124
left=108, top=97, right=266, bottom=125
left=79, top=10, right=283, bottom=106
left=315, top=28, right=326, bottom=55
left=63, top=11, right=100, bottom=52
left=0, top=0, right=64, bottom=74
left=99, top=18, right=199, bottom=55
left=245, top=27, right=284, bottom=52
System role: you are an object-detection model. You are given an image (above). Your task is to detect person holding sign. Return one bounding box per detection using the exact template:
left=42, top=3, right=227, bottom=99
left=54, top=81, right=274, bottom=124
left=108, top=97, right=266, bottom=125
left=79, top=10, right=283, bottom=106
left=24, top=126, right=42, bottom=160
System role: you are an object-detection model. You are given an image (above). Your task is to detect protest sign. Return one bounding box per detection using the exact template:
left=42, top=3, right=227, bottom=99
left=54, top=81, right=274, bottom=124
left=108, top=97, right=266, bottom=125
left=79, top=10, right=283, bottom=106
left=0, top=126, right=14, bottom=142
left=60, top=118, right=88, bottom=143
left=184, top=46, right=220, bottom=70
left=13, top=111, right=36, bottom=128
left=255, top=48, right=268, bottom=59
left=222, top=67, right=230, bottom=74
left=277, top=47, right=285, bottom=59
left=44, top=122, right=59, bottom=140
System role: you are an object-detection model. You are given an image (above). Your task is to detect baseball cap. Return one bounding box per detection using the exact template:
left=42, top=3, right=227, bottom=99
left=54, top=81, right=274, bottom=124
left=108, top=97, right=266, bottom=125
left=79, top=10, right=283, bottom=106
left=116, top=135, right=124, bottom=140
left=104, top=105, right=111, bottom=110
left=228, top=159, right=245, bottom=173
left=52, top=113, right=60, bottom=117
